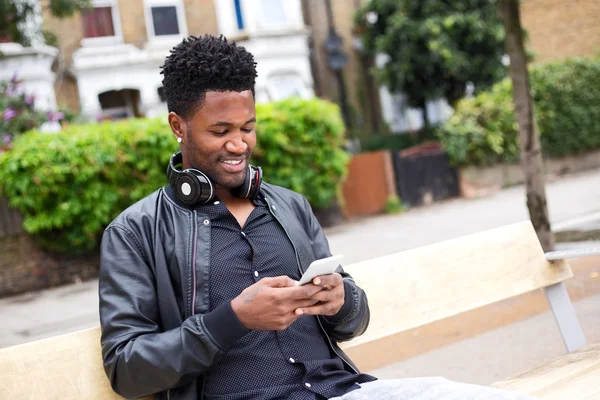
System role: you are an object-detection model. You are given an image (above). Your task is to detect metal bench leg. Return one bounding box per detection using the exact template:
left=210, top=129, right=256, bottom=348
left=544, top=282, right=587, bottom=352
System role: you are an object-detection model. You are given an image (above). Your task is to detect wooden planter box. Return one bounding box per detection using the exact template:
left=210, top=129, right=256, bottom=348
left=341, top=150, right=397, bottom=219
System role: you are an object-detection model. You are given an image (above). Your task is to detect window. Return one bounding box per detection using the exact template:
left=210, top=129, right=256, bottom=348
left=259, top=0, right=287, bottom=27
left=80, top=0, right=122, bottom=46
left=82, top=7, right=115, bottom=38
left=145, top=0, right=187, bottom=40
left=151, top=6, right=179, bottom=36
left=267, top=73, right=309, bottom=101
left=157, top=87, right=167, bottom=102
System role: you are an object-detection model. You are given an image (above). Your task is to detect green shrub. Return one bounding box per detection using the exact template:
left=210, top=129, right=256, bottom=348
left=359, top=127, right=439, bottom=153
left=383, top=195, right=405, bottom=214
left=0, top=118, right=177, bottom=253
left=0, top=97, right=349, bottom=254
left=253, top=97, right=349, bottom=209
left=438, top=56, right=600, bottom=166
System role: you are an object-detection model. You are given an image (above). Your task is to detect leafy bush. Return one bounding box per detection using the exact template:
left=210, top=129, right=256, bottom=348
left=438, top=56, right=600, bottom=166
left=253, top=98, right=349, bottom=209
left=0, top=97, right=349, bottom=254
left=359, top=127, right=439, bottom=153
left=0, top=118, right=176, bottom=253
left=383, top=195, right=405, bottom=214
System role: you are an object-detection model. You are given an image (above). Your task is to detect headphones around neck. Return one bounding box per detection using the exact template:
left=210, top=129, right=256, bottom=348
left=167, top=151, right=263, bottom=206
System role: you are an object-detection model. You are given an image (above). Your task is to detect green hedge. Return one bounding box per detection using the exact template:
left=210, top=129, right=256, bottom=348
left=254, top=98, right=348, bottom=208
left=0, top=97, right=349, bottom=254
left=438, top=56, right=600, bottom=167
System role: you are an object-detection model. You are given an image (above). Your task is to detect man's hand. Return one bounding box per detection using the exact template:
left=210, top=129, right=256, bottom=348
left=231, top=276, right=323, bottom=331
left=294, top=273, right=345, bottom=317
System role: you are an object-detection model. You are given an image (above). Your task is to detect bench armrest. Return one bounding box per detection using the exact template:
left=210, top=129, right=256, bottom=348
left=545, top=247, right=600, bottom=261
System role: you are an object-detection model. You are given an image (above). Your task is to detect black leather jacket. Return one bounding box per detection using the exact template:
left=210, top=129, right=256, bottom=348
left=99, top=182, right=371, bottom=399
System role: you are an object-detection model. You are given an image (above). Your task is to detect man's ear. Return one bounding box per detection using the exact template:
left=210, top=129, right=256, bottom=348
left=168, top=112, right=186, bottom=141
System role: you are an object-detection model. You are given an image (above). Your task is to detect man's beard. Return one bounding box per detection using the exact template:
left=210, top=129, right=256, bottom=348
left=188, top=147, right=251, bottom=189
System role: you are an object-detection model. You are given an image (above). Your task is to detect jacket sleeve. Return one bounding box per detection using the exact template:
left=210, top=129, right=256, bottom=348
left=99, top=224, right=249, bottom=399
left=301, top=198, right=371, bottom=342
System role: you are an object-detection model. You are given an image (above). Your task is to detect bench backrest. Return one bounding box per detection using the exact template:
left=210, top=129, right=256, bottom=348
left=339, top=221, right=573, bottom=370
left=0, top=221, right=572, bottom=398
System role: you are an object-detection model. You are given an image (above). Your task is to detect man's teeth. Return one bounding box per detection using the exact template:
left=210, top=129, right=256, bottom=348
left=222, top=160, right=242, bottom=165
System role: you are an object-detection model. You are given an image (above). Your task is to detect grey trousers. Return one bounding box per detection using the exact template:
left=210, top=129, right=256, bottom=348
left=331, top=378, right=537, bottom=400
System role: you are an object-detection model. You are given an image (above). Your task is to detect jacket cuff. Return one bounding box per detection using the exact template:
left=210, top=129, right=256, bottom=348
left=323, top=280, right=355, bottom=324
left=202, top=301, right=250, bottom=351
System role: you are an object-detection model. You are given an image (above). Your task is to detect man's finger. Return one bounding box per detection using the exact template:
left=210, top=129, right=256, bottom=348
left=295, top=302, right=340, bottom=316
left=293, top=298, right=320, bottom=309
left=312, top=273, right=343, bottom=288
left=260, top=276, right=296, bottom=288
left=309, top=289, right=338, bottom=303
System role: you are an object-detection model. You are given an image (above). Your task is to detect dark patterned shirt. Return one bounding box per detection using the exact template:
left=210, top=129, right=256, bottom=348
left=199, top=193, right=375, bottom=400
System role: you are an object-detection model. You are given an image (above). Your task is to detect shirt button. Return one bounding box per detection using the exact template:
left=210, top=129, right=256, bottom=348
left=254, top=271, right=259, bottom=277
left=272, top=205, right=277, bottom=211
left=203, top=219, right=209, bottom=225
left=241, top=231, right=246, bottom=237
left=305, top=382, right=311, bottom=388
left=214, top=201, right=220, bottom=205
left=289, top=358, right=295, bottom=363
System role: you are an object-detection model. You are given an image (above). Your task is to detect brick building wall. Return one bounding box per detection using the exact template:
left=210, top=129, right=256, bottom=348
left=42, top=0, right=220, bottom=113
left=184, top=0, right=219, bottom=36
left=521, top=0, right=600, bottom=63
left=118, top=0, right=148, bottom=47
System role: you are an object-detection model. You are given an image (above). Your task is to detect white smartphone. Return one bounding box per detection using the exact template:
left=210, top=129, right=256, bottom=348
left=295, top=255, right=344, bottom=286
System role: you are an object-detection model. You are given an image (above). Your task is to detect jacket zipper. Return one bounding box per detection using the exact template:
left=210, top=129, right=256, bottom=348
left=190, top=211, right=198, bottom=317
left=264, top=197, right=359, bottom=375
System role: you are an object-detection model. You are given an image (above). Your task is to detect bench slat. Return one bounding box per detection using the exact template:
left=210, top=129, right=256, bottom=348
left=0, top=328, right=151, bottom=400
left=492, top=344, right=600, bottom=399
left=340, top=221, right=573, bottom=371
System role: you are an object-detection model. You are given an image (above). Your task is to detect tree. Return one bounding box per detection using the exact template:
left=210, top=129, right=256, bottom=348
left=498, top=0, right=554, bottom=252
left=355, top=0, right=506, bottom=131
left=0, top=0, right=90, bottom=47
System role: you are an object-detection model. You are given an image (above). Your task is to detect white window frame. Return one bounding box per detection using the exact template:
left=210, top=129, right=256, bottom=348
left=255, top=0, right=302, bottom=31
left=144, top=0, right=188, bottom=44
left=266, top=72, right=310, bottom=101
left=80, top=0, right=124, bottom=47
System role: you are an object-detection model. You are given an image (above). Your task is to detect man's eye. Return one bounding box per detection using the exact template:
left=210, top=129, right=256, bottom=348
left=212, top=131, right=227, bottom=136
left=241, top=128, right=253, bottom=133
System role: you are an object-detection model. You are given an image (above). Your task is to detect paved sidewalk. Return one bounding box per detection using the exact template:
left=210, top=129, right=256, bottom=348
left=326, top=169, right=600, bottom=264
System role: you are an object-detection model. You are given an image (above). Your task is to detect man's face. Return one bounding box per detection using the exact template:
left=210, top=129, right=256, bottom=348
left=175, top=90, right=256, bottom=190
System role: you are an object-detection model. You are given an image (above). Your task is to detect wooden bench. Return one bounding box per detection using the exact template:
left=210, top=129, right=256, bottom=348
left=1, top=220, right=598, bottom=399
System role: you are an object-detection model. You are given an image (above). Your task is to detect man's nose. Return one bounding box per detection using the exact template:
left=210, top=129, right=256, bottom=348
left=225, top=131, right=248, bottom=154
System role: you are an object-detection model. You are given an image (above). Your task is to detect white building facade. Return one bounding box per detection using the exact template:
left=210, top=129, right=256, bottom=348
left=70, top=0, right=314, bottom=120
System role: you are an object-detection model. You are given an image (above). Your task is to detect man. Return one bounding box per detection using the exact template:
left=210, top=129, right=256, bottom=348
left=99, top=35, right=535, bottom=400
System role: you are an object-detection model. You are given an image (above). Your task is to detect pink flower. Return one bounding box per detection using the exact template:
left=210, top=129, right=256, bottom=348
left=47, top=111, right=65, bottom=122
left=25, top=95, right=35, bottom=105
left=2, top=133, right=12, bottom=144
left=3, top=108, right=16, bottom=122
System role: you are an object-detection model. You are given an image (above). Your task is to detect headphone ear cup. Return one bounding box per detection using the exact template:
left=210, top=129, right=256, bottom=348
left=177, top=169, right=214, bottom=205
left=232, top=165, right=262, bottom=199
left=248, top=166, right=262, bottom=200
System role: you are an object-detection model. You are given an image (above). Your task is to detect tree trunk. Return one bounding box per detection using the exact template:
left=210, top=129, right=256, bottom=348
left=499, top=0, right=555, bottom=252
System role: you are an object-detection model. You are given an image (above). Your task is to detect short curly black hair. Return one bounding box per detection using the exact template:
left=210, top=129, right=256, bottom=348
left=160, top=35, right=258, bottom=119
